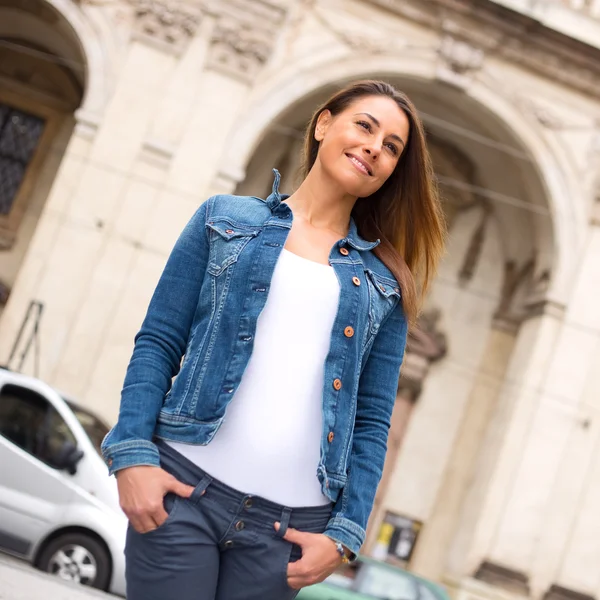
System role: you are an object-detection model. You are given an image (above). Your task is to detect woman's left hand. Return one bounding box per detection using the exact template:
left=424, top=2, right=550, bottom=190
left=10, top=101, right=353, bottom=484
left=274, top=522, right=343, bottom=590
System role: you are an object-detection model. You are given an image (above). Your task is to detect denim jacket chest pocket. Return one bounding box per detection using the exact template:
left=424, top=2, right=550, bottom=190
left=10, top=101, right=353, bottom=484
left=206, top=219, right=260, bottom=276
left=364, top=269, right=401, bottom=345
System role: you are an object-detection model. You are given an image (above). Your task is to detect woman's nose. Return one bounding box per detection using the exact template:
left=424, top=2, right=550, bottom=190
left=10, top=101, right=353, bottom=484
left=364, top=147, right=378, bottom=160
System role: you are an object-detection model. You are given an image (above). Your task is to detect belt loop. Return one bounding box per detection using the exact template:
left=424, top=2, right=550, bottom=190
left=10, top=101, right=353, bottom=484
left=190, top=473, right=213, bottom=504
left=277, top=507, right=293, bottom=538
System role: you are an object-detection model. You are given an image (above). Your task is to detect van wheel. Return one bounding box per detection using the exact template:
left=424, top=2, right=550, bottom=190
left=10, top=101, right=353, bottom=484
left=37, top=533, right=111, bottom=591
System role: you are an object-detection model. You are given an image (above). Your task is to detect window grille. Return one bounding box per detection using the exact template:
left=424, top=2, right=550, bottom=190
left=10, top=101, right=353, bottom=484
left=0, top=104, right=46, bottom=216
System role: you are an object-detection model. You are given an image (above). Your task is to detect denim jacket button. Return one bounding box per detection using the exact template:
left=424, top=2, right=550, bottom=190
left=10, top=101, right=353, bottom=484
left=333, top=378, right=342, bottom=390
left=344, top=326, right=354, bottom=338
left=107, top=458, right=113, bottom=467
left=328, top=432, right=335, bottom=443
left=352, top=276, right=361, bottom=286
left=339, top=247, right=349, bottom=256
left=225, top=229, right=234, bottom=234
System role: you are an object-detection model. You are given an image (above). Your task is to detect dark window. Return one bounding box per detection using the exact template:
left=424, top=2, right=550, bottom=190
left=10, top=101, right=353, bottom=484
left=0, top=384, right=76, bottom=469
left=65, top=400, right=109, bottom=456
left=0, top=104, right=46, bottom=215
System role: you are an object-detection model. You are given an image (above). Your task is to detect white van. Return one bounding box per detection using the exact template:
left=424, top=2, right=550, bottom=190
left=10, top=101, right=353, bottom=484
left=0, top=366, right=127, bottom=596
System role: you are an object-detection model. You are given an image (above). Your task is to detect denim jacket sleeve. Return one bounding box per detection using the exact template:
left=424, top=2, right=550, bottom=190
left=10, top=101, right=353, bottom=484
left=101, top=200, right=210, bottom=475
left=323, top=300, right=408, bottom=557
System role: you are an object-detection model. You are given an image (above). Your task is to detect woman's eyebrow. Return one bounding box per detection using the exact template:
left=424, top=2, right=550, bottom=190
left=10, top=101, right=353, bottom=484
left=354, top=112, right=405, bottom=148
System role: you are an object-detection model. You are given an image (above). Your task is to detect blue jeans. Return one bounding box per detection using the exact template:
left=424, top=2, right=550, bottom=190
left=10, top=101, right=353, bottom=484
left=125, top=440, right=333, bottom=600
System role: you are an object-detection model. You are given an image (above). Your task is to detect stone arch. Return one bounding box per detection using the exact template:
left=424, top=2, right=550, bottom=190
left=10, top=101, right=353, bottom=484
left=218, top=52, right=583, bottom=306
left=31, top=0, right=116, bottom=115
left=0, top=0, right=114, bottom=314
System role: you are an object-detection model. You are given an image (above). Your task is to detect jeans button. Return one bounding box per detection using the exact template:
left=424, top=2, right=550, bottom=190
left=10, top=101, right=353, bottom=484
left=224, top=540, right=233, bottom=548
left=235, top=521, right=245, bottom=532
left=244, top=498, right=253, bottom=509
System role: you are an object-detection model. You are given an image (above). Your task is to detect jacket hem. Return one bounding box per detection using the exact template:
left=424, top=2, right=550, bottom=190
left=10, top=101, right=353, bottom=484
left=323, top=516, right=366, bottom=558
left=101, top=439, right=160, bottom=476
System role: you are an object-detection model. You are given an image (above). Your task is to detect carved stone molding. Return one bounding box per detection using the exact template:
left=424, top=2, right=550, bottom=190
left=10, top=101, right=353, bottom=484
left=398, top=308, right=447, bottom=400
left=313, top=5, right=410, bottom=56
left=437, top=34, right=484, bottom=88
left=474, top=561, right=530, bottom=596
left=458, top=204, right=492, bottom=283
left=129, top=0, right=203, bottom=54
left=493, top=258, right=537, bottom=327
left=207, top=0, right=287, bottom=82
left=366, top=0, right=600, bottom=98
left=543, top=584, right=596, bottom=600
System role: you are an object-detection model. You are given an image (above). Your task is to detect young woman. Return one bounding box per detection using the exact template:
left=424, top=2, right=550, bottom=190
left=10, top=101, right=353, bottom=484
left=101, top=80, right=445, bottom=600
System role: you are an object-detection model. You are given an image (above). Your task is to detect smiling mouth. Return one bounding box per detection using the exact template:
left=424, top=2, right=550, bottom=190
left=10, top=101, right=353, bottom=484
left=345, top=153, right=372, bottom=176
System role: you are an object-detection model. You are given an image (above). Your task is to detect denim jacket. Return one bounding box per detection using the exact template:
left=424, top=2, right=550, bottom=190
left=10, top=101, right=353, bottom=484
left=101, top=170, right=408, bottom=556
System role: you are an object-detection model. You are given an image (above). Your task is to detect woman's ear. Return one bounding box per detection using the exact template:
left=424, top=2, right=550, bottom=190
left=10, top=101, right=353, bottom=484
left=315, top=109, right=332, bottom=142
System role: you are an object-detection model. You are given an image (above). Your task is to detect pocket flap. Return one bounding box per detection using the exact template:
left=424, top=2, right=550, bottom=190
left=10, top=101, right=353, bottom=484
left=206, top=220, right=259, bottom=241
left=366, top=269, right=401, bottom=299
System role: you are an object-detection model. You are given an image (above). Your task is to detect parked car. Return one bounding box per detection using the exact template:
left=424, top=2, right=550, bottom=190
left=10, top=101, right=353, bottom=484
left=0, top=366, right=126, bottom=596
left=297, top=556, right=450, bottom=600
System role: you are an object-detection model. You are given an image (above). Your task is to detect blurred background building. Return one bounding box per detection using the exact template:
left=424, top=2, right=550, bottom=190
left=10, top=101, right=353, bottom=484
left=0, top=0, right=600, bottom=598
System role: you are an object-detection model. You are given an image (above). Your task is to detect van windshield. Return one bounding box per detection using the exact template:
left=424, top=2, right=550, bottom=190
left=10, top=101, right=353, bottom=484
left=65, top=401, right=110, bottom=456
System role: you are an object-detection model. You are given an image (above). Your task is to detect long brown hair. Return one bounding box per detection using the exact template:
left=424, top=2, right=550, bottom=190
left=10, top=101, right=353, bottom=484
left=300, top=80, right=446, bottom=326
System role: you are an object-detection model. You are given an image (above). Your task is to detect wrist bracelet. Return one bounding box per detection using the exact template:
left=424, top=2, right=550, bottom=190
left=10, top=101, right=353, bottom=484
left=334, top=541, right=350, bottom=564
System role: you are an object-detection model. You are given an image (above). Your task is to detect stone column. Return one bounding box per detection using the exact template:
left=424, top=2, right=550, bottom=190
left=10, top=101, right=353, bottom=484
left=468, top=213, right=600, bottom=597
left=443, top=301, right=567, bottom=596
left=364, top=310, right=448, bottom=554
left=83, top=0, right=287, bottom=419
left=0, top=0, right=288, bottom=420
left=409, top=320, right=518, bottom=580
left=0, top=25, right=178, bottom=387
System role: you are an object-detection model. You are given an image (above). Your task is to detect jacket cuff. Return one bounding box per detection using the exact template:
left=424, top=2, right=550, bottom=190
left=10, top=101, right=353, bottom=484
left=323, top=516, right=366, bottom=559
left=100, top=439, right=160, bottom=476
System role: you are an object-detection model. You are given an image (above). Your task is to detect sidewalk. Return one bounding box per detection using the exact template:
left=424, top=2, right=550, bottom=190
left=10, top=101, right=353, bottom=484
left=0, top=556, right=115, bottom=600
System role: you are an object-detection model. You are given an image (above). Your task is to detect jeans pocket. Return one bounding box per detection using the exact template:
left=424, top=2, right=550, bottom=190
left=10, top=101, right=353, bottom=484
left=141, top=492, right=179, bottom=535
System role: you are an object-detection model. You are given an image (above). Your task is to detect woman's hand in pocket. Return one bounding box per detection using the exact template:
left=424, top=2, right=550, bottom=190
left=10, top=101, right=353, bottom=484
left=116, top=466, right=195, bottom=534
left=274, top=522, right=342, bottom=590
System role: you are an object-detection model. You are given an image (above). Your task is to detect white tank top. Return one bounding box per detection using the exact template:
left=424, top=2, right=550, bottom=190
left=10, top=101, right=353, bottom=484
left=167, top=248, right=340, bottom=507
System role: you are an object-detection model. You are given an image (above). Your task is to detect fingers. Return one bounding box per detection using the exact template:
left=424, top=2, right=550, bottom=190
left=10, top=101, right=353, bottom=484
left=273, top=523, right=308, bottom=546
left=165, top=474, right=195, bottom=498
left=286, top=558, right=320, bottom=590
left=284, top=534, right=343, bottom=590
left=152, top=505, right=170, bottom=528
left=130, top=512, right=160, bottom=534
left=286, top=557, right=305, bottom=578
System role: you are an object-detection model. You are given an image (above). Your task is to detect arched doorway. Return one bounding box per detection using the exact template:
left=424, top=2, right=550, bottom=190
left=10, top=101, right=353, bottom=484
left=225, top=69, right=566, bottom=581
left=0, top=0, right=86, bottom=319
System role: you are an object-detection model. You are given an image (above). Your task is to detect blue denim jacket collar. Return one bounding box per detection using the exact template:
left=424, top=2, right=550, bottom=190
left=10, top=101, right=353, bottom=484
left=266, top=169, right=380, bottom=252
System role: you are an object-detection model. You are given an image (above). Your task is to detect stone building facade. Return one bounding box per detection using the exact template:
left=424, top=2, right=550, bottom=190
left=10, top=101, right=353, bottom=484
left=1, top=0, right=600, bottom=599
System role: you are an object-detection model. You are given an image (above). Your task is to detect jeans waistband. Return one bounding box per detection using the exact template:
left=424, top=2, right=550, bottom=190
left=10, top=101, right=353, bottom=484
left=155, top=439, right=333, bottom=523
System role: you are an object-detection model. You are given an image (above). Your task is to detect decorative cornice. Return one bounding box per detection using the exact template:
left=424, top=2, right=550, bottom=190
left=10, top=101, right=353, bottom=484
left=366, top=0, right=600, bottom=98
left=436, top=34, right=484, bottom=88
left=206, top=0, right=287, bottom=82
left=129, top=0, right=203, bottom=54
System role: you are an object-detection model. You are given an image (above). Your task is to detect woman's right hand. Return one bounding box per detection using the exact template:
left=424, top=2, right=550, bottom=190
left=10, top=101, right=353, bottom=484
left=115, top=466, right=195, bottom=533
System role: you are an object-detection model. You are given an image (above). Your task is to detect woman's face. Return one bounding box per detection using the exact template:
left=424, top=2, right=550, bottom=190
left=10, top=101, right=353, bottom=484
left=315, top=95, right=410, bottom=198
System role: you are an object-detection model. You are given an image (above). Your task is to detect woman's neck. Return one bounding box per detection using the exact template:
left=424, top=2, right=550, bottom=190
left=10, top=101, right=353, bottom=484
left=284, top=164, right=356, bottom=238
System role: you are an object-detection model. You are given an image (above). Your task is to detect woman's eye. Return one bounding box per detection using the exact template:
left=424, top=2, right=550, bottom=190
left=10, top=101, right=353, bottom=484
left=386, top=143, right=398, bottom=155
left=357, top=120, right=371, bottom=131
